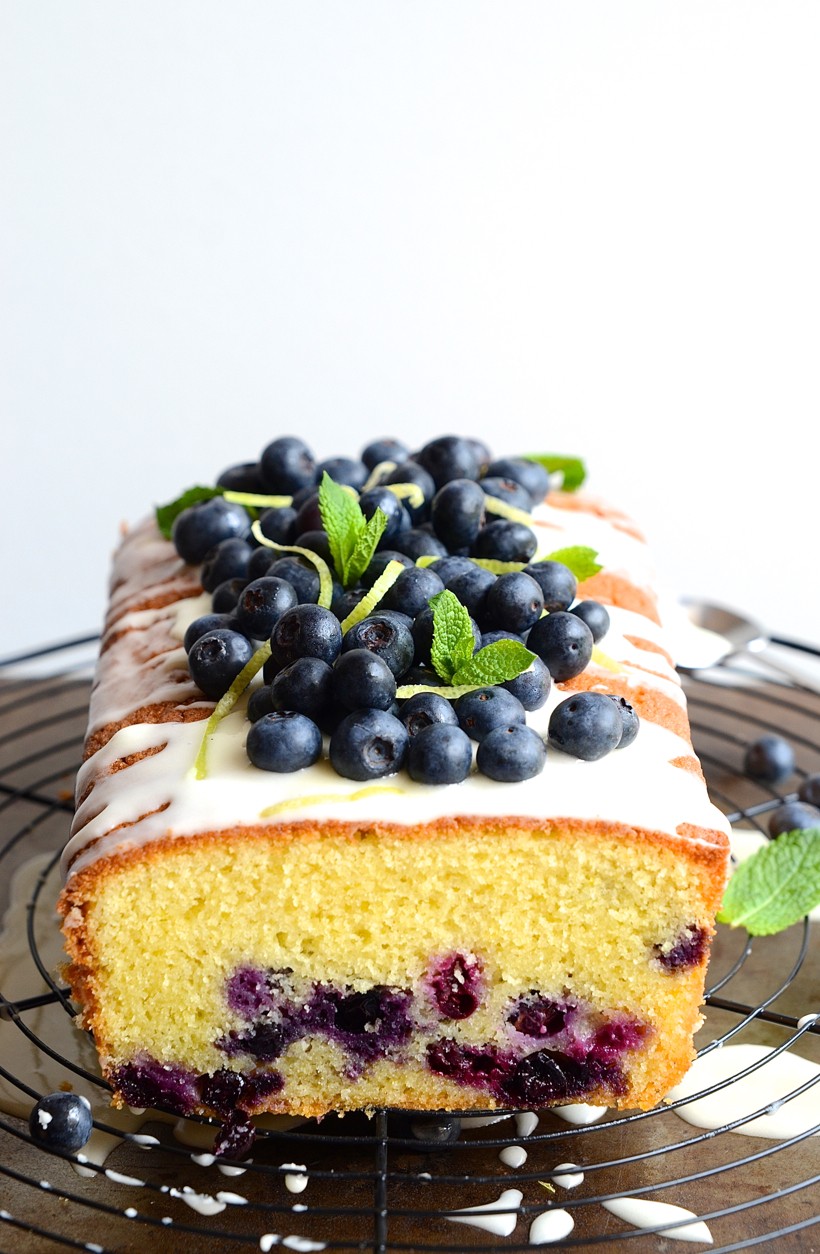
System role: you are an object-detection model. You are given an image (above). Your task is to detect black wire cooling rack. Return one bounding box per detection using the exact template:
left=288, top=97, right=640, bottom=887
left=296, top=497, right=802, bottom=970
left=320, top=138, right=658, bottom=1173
left=1, top=635, right=819, bottom=1253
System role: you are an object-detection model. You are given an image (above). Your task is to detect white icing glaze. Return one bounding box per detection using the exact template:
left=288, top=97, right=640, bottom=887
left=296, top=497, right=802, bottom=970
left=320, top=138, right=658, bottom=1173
left=499, top=1144, right=527, bottom=1168
left=446, top=1187, right=523, bottom=1236
left=515, top=1111, right=540, bottom=1138
left=551, top=1103, right=607, bottom=1126
left=528, top=1208, right=575, bottom=1243
left=603, top=1197, right=713, bottom=1244
left=551, top=1163, right=584, bottom=1188
left=63, top=498, right=730, bottom=879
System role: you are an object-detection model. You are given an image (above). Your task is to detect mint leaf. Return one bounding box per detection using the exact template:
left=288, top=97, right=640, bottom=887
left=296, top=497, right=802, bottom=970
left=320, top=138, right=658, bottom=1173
left=523, top=453, right=587, bottom=491
left=346, top=509, right=388, bottom=586
left=430, top=589, right=476, bottom=682
left=318, top=472, right=368, bottom=586
left=544, top=545, right=602, bottom=581
left=452, top=639, right=537, bottom=687
left=156, top=485, right=223, bottom=538
left=717, top=827, right=820, bottom=935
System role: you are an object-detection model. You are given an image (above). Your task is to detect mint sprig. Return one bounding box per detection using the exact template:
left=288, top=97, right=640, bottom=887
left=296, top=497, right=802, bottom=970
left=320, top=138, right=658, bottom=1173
left=544, top=545, right=602, bottom=582
left=523, top=453, right=587, bottom=491
left=429, top=589, right=536, bottom=687
left=318, top=472, right=387, bottom=587
left=717, top=827, right=820, bottom=936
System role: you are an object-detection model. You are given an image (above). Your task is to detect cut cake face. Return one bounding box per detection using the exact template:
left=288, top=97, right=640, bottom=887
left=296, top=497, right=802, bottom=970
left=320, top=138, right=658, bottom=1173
left=58, top=437, right=730, bottom=1156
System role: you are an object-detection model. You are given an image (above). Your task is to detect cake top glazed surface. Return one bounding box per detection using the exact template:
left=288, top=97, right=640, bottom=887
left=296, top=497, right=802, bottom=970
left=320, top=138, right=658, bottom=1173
left=63, top=439, right=731, bottom=881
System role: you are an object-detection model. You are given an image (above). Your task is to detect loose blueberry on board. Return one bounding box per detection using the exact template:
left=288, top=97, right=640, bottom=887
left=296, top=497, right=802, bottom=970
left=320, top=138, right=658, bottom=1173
left=476, top=723, right=547, bottom=781
left=483, top=571, right=544, bottom=635
left=246, top=711, right=323, bottom=772
left=270, top=604, right=343, bottom=668
left=527, top=611, right=594, bottom=682
left=548, top=693, right=624, bottom=761
left=744, top=734, right=796, bottom=784
left=571, top=599, right=611, bottom=643
left=332, top=649, right=397, bottom=712
left=398, top=691, right=460, bottom=738
left=767, top=800, right=820, bottom=840
left=406, top=722, right=474, bottom=784
left=471, top=519, right=537, bottom=563
left=29, top=1092, right=93, bottom=1152
left=524, top=560, right=578, bottom=613
left=361, top=437, right=411, bottom=470
left=188, top=629, right=255, bottom=700
left=172, top=496, right=251, bottom=566
left=233, top=576, right=299, bottom=639
left=329, top=709, right=409, bottom=780
left=259, top=436, right=317, bottom=494
left=430, top=479, right=487, bottom=551
left=455, top=687, right=527, bottom=742
left=606, top=694, right=640, bottom=748
left=798, top=774, right=820, bottom=806
left=343, top=614, right=415, bottom=678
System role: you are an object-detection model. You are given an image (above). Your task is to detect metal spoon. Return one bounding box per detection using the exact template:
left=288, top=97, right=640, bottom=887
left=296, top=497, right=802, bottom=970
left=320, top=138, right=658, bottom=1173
left=675, top=597, right=819, bottom=690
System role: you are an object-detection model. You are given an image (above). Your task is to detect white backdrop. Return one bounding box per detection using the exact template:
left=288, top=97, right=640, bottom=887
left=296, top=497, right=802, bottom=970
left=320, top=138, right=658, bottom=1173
left=2, top=2, right=819, bottom=658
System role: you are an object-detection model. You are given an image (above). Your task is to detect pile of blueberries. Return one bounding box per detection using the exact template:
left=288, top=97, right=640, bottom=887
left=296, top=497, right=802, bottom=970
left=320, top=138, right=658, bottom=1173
left=174, top=435, right=638, bottom=784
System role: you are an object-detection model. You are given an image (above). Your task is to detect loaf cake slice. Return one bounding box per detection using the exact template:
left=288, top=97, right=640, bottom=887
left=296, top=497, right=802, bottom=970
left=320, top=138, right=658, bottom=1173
left=59, top=437, right=730, bottom=1156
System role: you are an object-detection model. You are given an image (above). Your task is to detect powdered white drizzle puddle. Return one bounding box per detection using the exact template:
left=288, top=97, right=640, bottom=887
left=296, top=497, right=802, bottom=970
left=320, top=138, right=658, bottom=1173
left=282, top=1163, right=309, bottom=1193
left=259, top=1238, right=326, bottom=1252
left=603, top=1197, right=713, bottom=1243
left=529, top=1208, right=575, bottom=1243
left=515, top=1112, right=539, bottom=1137
left=551, top=1162, right=583, bottom=1188
left=499, top=1144, right=527, bottom=1168
left=667, top=1043, right=820, bottom=1138
left=446, top=1187, right=523, bottom=1236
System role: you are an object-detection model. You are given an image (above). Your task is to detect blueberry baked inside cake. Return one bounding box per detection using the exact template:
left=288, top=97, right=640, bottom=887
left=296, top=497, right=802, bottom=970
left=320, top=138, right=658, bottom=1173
left=58, top=435, right=731, bottom=1156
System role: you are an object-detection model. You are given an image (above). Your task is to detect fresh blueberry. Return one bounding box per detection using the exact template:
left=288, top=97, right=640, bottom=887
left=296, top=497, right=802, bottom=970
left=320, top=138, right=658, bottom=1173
left=483, top=571, right=544, bottom=634
left=329, top=709, right=409, bottom=779
left=526, top=611, right=593, bottom=681
left=484, top=456, right=550, bottom=505
left=798, top=774, right=820, bottom=806
left=768, top=800, right=820, bottom=839
left=570, top=599, right=610, bottom=642
left=257, top=505, right=298, bottom=545
left=357, top=487, right=410, bottom=545
left=406, top=722, right=473, bottom=784
left=476, top=723, right=546, bottom=781
left=216, top=461, right=265, bottom=493
left=188, top=629, right=255, bottom=699
left=481, top=629, right=524, bottom=646
left=607, top=695, right=640, bottom=748
left=184, top=612, right=233, bottom=653
left=392, top=529, right=450, bottom=561
left=502, top=656, right=552, bottom=711
left=415, top=436, right=480, bottom=489
left=548, top=692, right=624, bottom=760
left=445, top=565, right=496, bottom=620
left=523, top=560, right=578, bottom=613
left=315, top=456, right=369, bottom=490
left=267, top=556, right=321, bottom=604
left=466, top=437, right=492, bottom=473
left=247, top=684, right=275, bottom=722
left=360, top=550, right=416, bottom=587
left=744, top=734, right=796, bottom=784
left=332, top=649, right=397, bottom=711
left=246, top=711, right=323, bottom=772
left=200, top=538, right=254, bottom=593
left=247, top=546, right=277, bottom=580
left=29, top=1092, right=93, bottom=1151
left=380, top=567, right=445, bottom=618
left=259, top=436, right=317, bottom=494
left=289, top=491, right=324, bottom=538
left=293, top=530, right=333, bottom=567
left=172, top=497, right=251, bottom=566
left=429, top=555, right=476, bottom=585
left=343, top=614, right=415, bottom=678
left=384, top=461, right=436, bottom=523
left=270, top=657, right=335, bottom=723
left=471, top=520, right=537, bottom=563
left=430, top=479, right=487, bottom=551
left=361, top=437, right=411, bottom=471
left=233, top=576, right=299, bottom=639
left=399, top=691, right=459, bottom=738
left=212, top=576, right=249, bottom=613
left=455, top=687, right=526, bottom=742
left=332, top=587, right=367, bottom=621
left=270, top=603, right=342, bottom=668
left=411, top=606, right=480, bottom=669
left=478, top=476, right=534, bottom=512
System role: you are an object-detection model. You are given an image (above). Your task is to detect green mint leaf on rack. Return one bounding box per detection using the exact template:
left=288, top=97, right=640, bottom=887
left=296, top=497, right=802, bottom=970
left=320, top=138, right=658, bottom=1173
left=317, top=472, right=387, bottom=587
left=155, top=486, right=223, bottom=538
left=430, top=590, right=476, bottom=682
left=452, top=639, right=537, bottom=687
left=523, top=453, right=587, bottom=491
left=716, top=827, right=820, bottom=936
left=544, top=545, right=602, bottom=582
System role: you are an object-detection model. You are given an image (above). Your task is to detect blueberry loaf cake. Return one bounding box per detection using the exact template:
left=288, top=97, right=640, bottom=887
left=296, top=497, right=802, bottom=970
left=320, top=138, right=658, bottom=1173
left=59, top=435, right=730, bottom=1156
